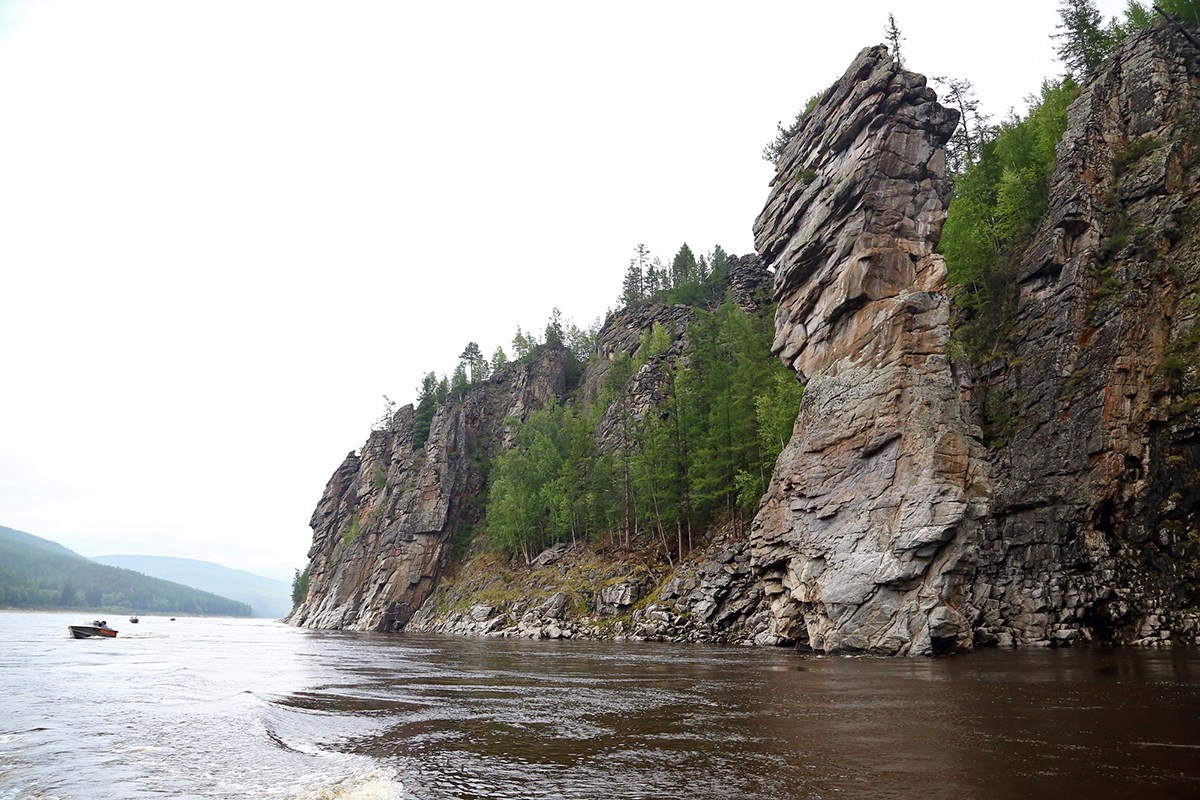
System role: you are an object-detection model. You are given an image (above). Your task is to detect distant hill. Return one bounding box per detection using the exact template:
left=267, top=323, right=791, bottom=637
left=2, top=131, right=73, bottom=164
left=0, top=525, right=252, bottom=616
left=91, top=555, right=291, bottom=619
left=0, top=525, right=85, bottom=558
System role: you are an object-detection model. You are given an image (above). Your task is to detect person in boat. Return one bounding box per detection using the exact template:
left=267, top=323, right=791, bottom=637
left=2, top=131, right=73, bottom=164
left=98, top=620, right=110, bottom=630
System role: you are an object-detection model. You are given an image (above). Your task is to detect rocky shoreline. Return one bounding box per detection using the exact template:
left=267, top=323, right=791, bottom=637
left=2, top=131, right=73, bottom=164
left=291, top=21, right=1200, bottom=655
left=406, top=529, right=778, bottom=646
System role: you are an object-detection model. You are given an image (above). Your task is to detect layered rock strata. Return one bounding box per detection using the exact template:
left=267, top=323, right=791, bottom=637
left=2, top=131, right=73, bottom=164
left=291, top=25, right=1200, bottom=654
left=291, top=256, right=775, bottom=634
left=286, top=345, right=573, bottom=631
left=750, top=45, right=985, bottom=655
left=962, top=21, right=1200, bottom=647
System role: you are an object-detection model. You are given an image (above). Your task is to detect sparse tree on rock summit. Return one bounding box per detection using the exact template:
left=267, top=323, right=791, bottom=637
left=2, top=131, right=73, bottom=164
left=460, top=341, right=487, bottom=384
left=671, top=243, right=698, bottom=289
left=413, top=372, right=439, bottom=448
left=621, top=244, right=652, bottom=307
left=934, top=76, right=992, bottom=174
left=512, top=326, right=538, bottom=361
left=491, top=346, right=508, bottom=374
left=545, top=307, right=565, bottom=346
left=450, top=362, right=469, bottom=398
left=885, top=13, right=905, bottom=68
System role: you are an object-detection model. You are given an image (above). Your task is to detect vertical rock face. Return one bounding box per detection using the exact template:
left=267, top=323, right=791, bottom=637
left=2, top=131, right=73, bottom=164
left=286, top=345, right=573, bottom=631
left=963, top=22, right=1200, bottom=647
left=750, top=45, right=985, bottom=655
left=288, top=26, right=1200, bottom=652
left=754, top=24, right=1200, bottom=654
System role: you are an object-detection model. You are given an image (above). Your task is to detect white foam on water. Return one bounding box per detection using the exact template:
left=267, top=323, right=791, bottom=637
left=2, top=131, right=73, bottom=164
left=112, top=745, right=167, bottom=754
left=256, top=768, right=406, bottom=800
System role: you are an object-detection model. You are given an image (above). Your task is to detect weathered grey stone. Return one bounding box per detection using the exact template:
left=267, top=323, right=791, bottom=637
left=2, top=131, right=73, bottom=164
left=285, top=344, right=574, bottom=632
left=597, top=581, right=641, bottom=616
left=531, top=545, right=566, bottom=568
left=751, top=44, right=979, bottom=656
left=959, top=20, right=1200, bottom=648
left=539, top=591, right=570, bottom=621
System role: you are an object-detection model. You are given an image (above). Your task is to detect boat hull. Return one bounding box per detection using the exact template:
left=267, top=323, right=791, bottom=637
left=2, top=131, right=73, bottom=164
left=68, top=625, right=117, bottom=639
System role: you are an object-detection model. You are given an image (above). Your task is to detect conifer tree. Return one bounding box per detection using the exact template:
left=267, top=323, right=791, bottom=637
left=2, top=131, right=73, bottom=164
left=450, top=363, right=469, bottom=398
left=621, top=260, right=644, bottom=307
left=512, top=326, right=539, bottom=360
left=460, top=341, right=486, bottom=384
left=671, top=243, right=698, bottom=289
left=885, top=13, right=905, bottom=67
left=491, top=346, right=508, bottom=374
left=551, top=408, right=598, bottom=545
left=1118, top=1, right=1154, bottom=33
left=934, top=76, right=992, bottom=174
left=564, top=317, right=601, bottom=362
left=621, top=244, right=652, bottom=307
left=706, top=245, right=729, bottom=293
left=1161, top=0, right=1200, bottom=25
left=1053, top=0, right=1113, bottom=79
left=545, top=308, right=565, bottom=346
left=413, top=372, right=439, bottom=448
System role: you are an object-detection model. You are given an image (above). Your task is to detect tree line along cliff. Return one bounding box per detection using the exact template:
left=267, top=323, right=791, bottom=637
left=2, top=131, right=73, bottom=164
left=290, top=14, right=1200, bottom=655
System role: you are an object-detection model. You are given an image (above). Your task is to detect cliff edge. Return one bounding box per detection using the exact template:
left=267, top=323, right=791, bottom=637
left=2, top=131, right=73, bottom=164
left=286, top=345, right=573, bottom=631
left=290, top=23, right=1200, bottom=654
left=963, top=20, right=1200, bottom=648
left=750, top=45, right=983, bottom=656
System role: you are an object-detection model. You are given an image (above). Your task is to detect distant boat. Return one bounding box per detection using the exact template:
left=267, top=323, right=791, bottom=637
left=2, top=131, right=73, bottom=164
left=69, top=621, right=117, bottom=639
left=129, top=615, right=139, bottom=623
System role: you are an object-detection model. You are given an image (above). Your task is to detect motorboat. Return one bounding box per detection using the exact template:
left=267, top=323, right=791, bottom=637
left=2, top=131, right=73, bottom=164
left=129, top=615, right=139, bottom=623
left=69, top=621, right=117, bottom=639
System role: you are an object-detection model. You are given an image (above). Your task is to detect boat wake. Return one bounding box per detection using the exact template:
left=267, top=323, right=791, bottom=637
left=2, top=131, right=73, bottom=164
left=242, top=768, right=405, bottom=800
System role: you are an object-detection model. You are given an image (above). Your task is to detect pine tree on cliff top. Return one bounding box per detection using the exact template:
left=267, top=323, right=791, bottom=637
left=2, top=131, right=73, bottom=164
left=885, top=13, right=905, bottom=67
left=1054, top=0, right=1113, bottom=79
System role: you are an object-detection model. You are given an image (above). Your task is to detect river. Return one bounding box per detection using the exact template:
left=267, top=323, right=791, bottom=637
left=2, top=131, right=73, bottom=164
left=1, top=611, right=1198, bottom=799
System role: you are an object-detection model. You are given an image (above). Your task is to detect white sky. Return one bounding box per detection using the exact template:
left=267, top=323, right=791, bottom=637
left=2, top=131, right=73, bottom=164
left=0, top=0, right=1130, bottom=582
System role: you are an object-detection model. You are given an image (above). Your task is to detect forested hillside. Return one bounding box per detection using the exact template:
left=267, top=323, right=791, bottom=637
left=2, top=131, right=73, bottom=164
left=92, top=554, right=291, bottom=618
left=940, top=0, right=1200, bottom=363
left=377, top=243, right=802, bottom=566
left=293, top=1, right=1200, bottom=651
left=0, top=526, right=252, bottom=616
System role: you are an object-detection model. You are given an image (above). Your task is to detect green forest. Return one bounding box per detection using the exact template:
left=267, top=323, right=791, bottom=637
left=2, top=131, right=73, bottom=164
left=352, top=1, right=1199, bottom=568
left=486, top=286, right=803, bottom=563
left=396, top=242, right=802, bottom=565
left=0, top=526, right=252, bottom=616
left=939, top=0, right=1198, bottom=360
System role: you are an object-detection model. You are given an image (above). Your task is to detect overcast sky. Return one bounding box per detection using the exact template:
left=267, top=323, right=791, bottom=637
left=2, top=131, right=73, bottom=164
left=0, top=0, right=1130, bottom=582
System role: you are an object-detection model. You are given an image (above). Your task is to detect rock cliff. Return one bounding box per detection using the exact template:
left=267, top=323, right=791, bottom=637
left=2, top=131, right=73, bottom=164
left=752, top=23, right=1200, bottom=655
left=292, top=23, right=1200, bottom=655
left=289, top=255, right=772, bottom=635
left=286, top=344, right=574, bottom=631
left=750, top=44, right=982, bottom=656
left=962, top=20, right=1200, bottom=648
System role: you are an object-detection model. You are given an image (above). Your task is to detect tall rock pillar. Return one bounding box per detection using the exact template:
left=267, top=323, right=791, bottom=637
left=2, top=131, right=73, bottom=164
left=751, top=45, right=986, bottom=655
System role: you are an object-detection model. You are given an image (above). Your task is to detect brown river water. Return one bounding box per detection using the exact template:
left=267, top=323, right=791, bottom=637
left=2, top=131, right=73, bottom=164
left=1, top=611, right=1198, bottom=799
